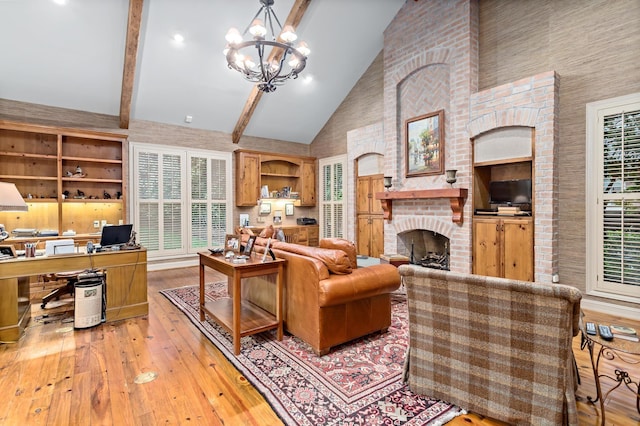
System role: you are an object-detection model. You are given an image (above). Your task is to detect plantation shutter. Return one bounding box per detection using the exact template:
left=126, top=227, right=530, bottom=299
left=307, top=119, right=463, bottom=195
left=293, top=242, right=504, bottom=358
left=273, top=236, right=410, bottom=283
left=163, top=154, right=183, bottom=251
left=600, top=108, right=640, bottom=287
left=319, top=156, right=346, bottom=239
left=137, top=152, right=160, bottom=250
left=131, top=143, right=232, bottom=260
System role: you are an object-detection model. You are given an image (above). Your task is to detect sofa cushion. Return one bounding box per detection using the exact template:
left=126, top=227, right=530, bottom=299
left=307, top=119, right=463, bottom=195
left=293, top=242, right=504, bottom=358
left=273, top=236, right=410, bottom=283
left=259, top=225, right=275, bottom=238
left=271, top=241, right=352, bottom=274
left=319, top=238, right=357, bottom=270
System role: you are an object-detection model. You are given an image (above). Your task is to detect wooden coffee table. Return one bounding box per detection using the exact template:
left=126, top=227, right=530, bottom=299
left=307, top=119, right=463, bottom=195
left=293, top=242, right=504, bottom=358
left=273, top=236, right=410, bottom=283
left=198, top=252, right=286, bottom=355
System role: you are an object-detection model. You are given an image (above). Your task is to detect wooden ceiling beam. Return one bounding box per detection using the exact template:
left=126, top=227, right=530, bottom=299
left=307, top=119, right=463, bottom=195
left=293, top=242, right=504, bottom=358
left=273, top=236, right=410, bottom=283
left=119, top=0, right=144, bottom=129
left=231, top=0, right=311, bottom=143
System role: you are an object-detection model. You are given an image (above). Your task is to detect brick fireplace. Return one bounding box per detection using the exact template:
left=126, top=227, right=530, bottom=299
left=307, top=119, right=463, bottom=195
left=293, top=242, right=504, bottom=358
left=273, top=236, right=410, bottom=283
left=347, top=0, right=558, bottom=281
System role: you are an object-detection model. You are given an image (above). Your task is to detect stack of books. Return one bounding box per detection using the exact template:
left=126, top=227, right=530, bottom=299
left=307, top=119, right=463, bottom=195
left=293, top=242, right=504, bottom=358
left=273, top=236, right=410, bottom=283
left=610, top=324, right=639, bottom=342
left=497, top=206, right=521, bottom=216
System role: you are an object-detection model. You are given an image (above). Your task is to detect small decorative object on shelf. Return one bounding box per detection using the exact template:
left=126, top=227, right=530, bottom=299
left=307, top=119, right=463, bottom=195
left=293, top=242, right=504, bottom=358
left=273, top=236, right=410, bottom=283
left=446, top=169, right=457, bottom=186
left=116, top=191, right=122, bottom=199
left=76, top=189, right=85, bottom=199
left=384, top=176, right=392, bottom=190
left=103, top=191, right=111, bottom=199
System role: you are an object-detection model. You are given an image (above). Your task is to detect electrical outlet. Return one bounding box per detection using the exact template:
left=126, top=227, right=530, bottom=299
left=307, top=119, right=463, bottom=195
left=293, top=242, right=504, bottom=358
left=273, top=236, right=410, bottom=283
left=256, top=216, right=265, bottom=223
left=93, top=220, right=100, bottom=228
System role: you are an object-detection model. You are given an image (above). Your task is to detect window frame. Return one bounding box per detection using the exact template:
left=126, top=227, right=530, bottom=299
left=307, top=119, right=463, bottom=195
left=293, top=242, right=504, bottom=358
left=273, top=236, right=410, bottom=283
left=586, top=92, right=640, bottom=303
left=319, top=154, right=347, bottom=239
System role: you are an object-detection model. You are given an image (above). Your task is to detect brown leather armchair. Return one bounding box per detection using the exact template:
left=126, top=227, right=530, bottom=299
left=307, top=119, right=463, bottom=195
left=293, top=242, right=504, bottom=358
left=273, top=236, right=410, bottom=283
left=244, top=237, right=401, bottom=355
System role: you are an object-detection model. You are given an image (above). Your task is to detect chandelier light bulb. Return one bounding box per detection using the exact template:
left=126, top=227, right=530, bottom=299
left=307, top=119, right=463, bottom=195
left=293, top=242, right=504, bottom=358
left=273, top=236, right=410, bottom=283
left=223, top=46, right=230, bottom=56
left=295, top=41, right=310, bottom=57
left=288, top=57, right=300, bottom=68
left=225, top=27, right=242, bottom=45
left=280, top=25, right=297, bottom=43
left=249, top=19, right=267, bottom=39
left=244, top=56, right=256, bottom=70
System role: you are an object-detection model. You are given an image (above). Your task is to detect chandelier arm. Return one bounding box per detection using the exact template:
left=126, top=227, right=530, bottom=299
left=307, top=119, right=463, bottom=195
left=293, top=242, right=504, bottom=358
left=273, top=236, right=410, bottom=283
left=243, top=6, right=266, bottom=35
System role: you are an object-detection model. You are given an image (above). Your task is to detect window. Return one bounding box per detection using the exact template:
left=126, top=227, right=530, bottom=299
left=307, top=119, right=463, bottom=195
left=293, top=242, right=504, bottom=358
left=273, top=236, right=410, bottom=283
left=586, top=93, right=640, bottom=302
left=131, top=143, right=232, bottom=259
left=319, top=155, right=346, bottom=239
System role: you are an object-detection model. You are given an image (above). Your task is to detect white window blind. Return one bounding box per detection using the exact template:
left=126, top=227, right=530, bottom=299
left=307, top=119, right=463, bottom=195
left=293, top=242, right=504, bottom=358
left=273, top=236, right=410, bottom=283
left=131, top=143, right=232, bottom=260
left=586, top=93, right=640, bottom=302
left=319, top=155, right=346, bottom=239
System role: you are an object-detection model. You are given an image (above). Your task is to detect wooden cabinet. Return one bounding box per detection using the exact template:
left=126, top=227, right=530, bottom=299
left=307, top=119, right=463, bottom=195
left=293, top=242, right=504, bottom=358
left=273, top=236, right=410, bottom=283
left=235, top=150, right=261, bottom=206
left=472, top=128, right=534, bottom=280
left=0, top=120, right=126, bottom=236
left=356, top=175, right=384, bottom=257
left=473, top=217, right=533, bottom=281
left=235, top=150, right=316, bottom=207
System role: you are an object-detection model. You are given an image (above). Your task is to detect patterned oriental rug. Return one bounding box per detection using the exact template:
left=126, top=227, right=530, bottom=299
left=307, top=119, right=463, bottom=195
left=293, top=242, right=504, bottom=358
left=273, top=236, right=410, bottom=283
left=161, top=282, right=464, bottom=425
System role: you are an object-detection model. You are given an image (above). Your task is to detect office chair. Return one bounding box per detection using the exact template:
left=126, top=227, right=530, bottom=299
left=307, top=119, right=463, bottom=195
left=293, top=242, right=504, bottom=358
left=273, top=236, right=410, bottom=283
left=41, top=271, right=82, bottom=309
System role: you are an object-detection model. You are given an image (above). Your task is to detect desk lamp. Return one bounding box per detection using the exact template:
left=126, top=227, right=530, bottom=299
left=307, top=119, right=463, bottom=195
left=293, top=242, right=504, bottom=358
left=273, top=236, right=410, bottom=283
left=0, top=182, right=29, bottom=242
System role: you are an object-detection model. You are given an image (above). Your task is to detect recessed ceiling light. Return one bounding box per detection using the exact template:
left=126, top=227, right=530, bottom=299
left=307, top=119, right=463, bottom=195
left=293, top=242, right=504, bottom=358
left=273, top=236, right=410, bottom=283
left=173, top=33, right=185, bottom=43
left=52, top=0, right=67, bottom=5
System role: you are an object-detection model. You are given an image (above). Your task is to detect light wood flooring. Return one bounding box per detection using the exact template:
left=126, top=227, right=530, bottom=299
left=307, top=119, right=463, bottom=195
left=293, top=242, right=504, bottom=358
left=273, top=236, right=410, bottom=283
left=1, top=266, right=639, bottom=425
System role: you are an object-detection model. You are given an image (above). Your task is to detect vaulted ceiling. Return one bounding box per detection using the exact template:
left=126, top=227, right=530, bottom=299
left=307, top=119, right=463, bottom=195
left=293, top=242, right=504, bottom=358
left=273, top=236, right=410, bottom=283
left=0, top=0, right=405, bottom=144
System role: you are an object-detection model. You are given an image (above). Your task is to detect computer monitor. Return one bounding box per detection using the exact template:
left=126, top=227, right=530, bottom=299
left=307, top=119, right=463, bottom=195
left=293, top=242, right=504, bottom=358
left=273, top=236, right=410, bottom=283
left=100, top=224, right=133, bottom=248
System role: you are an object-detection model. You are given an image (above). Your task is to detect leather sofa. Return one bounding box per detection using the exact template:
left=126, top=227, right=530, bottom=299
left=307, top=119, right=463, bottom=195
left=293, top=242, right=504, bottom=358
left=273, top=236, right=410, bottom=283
left=242, top=236, right=401, bottom=355
left=400, top=265, right=582, bottom=425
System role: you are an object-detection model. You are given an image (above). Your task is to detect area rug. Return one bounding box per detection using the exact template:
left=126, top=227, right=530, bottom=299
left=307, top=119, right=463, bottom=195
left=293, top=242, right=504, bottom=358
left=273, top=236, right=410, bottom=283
left=160, top=282, right=464, bottom=425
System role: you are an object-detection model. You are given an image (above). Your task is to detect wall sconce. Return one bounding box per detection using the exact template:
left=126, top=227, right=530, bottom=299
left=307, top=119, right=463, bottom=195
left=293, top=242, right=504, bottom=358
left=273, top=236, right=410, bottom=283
left=383, top=176, right=392, bottom=190
left=445, top=169, right=457, bottom=187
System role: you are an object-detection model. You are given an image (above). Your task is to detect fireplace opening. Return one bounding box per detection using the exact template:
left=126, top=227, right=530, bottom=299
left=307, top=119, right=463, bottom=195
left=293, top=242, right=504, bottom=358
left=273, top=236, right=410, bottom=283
left=397, top=229, right=450, bottom=270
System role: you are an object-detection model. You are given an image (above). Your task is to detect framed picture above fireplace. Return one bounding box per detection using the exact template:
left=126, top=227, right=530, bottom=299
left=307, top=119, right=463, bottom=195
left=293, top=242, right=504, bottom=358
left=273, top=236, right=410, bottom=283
left=405, top=110, right=444, bottom=177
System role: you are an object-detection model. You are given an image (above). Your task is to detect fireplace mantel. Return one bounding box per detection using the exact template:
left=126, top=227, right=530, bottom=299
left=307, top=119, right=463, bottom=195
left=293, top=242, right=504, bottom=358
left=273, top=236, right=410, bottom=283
left=375, top=188, right=468, bottom=223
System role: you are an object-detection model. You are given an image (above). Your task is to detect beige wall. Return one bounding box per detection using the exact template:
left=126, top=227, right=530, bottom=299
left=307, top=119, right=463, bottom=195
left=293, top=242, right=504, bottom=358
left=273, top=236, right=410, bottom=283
left=479, top=0, right=640, bottom=305
left=309, top=51, right=385, bottom=159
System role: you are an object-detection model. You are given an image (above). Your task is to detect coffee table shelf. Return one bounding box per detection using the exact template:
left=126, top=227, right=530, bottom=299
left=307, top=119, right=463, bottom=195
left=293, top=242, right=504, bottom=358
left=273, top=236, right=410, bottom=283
left=198, top=252, right=286, bottom=355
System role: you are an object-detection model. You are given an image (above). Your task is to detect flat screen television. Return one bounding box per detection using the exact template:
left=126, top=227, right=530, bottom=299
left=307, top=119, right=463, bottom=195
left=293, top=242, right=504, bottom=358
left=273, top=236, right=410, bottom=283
left=100, top=224, right=133, bottom=248
left=489, top=179, right=532, bottom=206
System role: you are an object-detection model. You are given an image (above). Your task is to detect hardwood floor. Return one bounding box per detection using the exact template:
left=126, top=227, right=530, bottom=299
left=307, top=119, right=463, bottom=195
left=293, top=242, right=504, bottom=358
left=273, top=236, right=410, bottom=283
left=1, top=266, right=639, bottom=425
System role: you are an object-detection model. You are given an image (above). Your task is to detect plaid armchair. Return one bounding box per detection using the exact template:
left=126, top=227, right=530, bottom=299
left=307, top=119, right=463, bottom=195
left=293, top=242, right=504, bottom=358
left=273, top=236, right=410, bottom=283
left=400, top=266, right=582, bottom=425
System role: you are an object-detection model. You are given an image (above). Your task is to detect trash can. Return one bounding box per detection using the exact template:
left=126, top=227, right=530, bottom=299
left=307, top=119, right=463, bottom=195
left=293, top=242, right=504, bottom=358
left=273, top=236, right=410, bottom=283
left=74, top=272, right=105, bottom=329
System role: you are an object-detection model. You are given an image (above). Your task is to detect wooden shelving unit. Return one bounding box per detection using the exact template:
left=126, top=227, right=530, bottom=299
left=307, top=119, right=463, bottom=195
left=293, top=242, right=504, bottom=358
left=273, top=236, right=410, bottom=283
left=235, top=149, right=316, bottom=207
left=0, top=120, right=127, bottom=236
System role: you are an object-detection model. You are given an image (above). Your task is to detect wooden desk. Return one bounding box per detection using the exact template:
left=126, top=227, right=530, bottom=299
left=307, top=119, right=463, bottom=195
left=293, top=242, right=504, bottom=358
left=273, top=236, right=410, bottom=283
left=0, top=249, right=148, bottom=342
left=198, top=252, right=286, bottom=355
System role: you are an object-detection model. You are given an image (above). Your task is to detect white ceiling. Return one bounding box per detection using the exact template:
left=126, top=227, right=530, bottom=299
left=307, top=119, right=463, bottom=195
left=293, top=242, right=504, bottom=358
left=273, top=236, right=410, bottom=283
left=0, top=0, right=405, bottom=144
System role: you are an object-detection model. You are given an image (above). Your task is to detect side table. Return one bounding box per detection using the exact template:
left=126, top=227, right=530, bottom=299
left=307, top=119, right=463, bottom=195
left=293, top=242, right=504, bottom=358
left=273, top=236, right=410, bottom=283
left=580, top=318, right=640, bottom=425
left=199, top=252, right=286, bottom=355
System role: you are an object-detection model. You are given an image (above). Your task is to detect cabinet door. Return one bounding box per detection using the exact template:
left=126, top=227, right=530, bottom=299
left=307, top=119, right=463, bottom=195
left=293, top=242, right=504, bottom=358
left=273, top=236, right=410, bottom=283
left=357, top=216, right=371, bottom=255
left=370, top=216, right=384, bottom=258
left=356, top=176, right=371, bottom=214
left=235, top=151, right=260, bottom=206
left=300, top=159, right=316, bottom=206
left=370, top=175, right=385, bottom=215
left=502, top=219, right=534, bottom=281
left=307, top=225, right=319, bottom=247
left=472, top=219, right=502, bottom=278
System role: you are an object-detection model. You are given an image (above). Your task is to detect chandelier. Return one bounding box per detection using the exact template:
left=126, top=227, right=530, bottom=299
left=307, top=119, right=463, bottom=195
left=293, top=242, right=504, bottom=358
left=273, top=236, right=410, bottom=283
left=224, top=0, right=310, bottom=93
